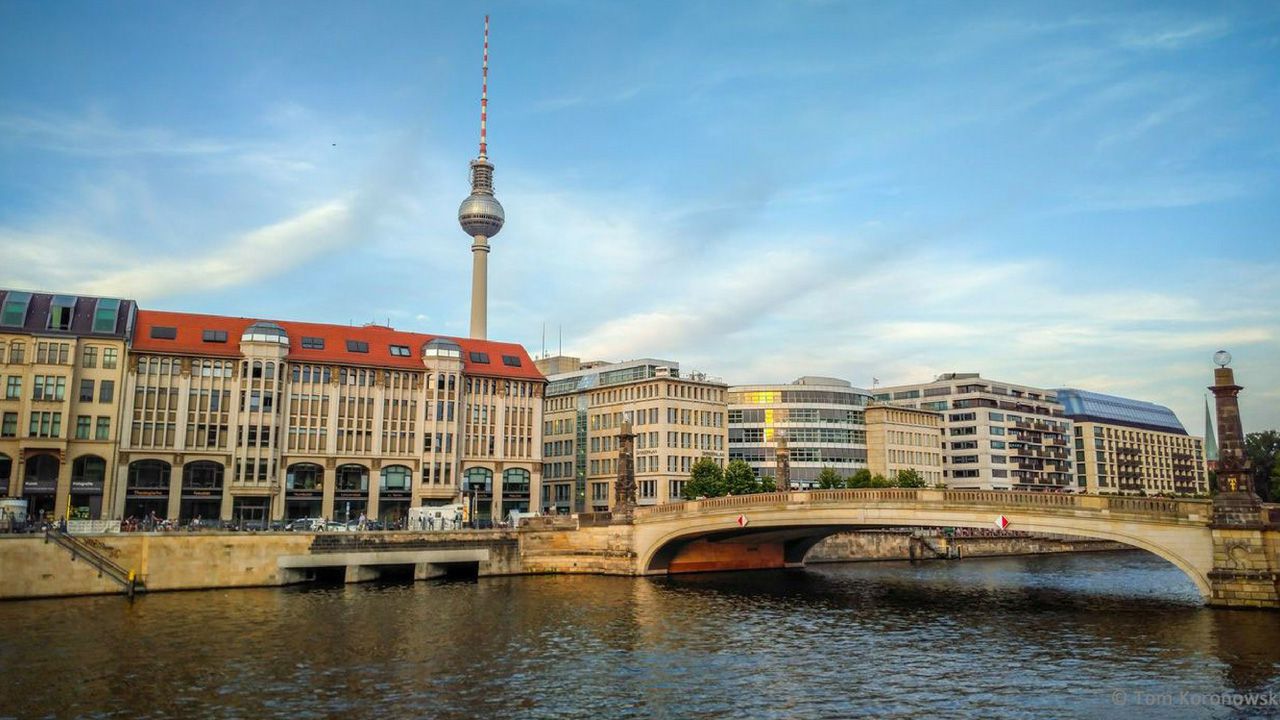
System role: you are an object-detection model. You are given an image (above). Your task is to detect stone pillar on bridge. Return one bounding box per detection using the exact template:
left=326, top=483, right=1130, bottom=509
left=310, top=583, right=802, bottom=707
left=613, top=419, right=636, bottom=523
left=775, top=437, right=791, bottom=492
left=1205, top=352, right=1279, bottom=608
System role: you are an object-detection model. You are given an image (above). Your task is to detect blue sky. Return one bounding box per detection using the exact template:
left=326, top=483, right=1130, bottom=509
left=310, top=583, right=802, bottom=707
left=1, top=1, right=1277, bottom=436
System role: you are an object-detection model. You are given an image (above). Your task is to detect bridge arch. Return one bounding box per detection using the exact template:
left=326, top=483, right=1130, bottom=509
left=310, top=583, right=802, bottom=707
left=632, top=491, right=1215, bottom=599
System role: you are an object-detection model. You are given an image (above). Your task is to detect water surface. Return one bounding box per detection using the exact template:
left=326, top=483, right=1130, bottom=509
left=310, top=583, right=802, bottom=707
left=1, top=551, right=1277, bottom=719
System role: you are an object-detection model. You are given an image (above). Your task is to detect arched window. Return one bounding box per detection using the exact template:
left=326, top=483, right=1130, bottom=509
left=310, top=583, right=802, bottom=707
left=380, top=465, right=412, bottom=491
left=335, top=464, right=368, bottom=492
left=286, top=463, right=323, bottom=491
left=264, top=362, right=275, bottom=380
left=71, top=455, right=106, bottom=487
left=0, top=452, right=12, bottom=487
left=183, top=461, right=224, bottom=490
left=463, top=467, right=492, bottom=492
left=128, top=460, right=171, bottom=490
left=503, top=468, right=530, bottom=493
left=25, top=454, right=60, bottom=484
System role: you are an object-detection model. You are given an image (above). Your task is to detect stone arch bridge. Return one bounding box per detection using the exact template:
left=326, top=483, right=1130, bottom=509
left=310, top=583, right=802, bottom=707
left=522, top=490, right=1280, bottom=609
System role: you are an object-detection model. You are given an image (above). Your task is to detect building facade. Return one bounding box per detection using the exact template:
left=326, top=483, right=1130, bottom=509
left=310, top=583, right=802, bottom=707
left=116, top=310, right=544, bottom=526
left=864, top=405, right=945, bottom=485
left=727, top=377, right=874, bottom=489
left=1056, top=388, right=1208, bottom=496
left=0, top=290, right=135, bottom=521
left=542, top=357, right=727, bottom=513
left=874, top=374, right=1074, bottom=491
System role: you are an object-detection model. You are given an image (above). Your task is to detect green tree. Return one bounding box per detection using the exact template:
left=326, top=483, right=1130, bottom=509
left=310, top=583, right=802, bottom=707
left=846, top=468, right=872, bottom=488
left=869, top=473, right=893, bottom=488
left=757, top=475, right=778, bottom=493
left=894, top=468, right=927, bottom=488
left=816, top=467, right=843, bottom=489
left=1245, top=430, right=1280, bottom=501
left=683, top=458, right=725, bottom=500
left=723, top=460, right=758, bottom=495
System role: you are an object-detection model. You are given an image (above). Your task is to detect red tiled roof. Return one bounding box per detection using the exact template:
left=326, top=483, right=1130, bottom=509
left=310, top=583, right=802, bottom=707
left=132, top=310, right=545, bottom=382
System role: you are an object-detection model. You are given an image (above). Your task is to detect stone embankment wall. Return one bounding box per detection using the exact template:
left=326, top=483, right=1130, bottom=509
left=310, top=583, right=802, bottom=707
left=1, top=530, right=524, bottom=601
left=806, top=531, right=1130, bottom=563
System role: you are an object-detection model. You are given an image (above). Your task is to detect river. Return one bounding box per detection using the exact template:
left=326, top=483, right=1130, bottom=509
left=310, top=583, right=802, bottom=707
left=1, top=551, right=1277, bottom=719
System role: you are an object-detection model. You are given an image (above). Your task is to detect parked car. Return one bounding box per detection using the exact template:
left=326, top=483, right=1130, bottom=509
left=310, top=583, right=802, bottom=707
left=285, top=518, right=323, bottom=532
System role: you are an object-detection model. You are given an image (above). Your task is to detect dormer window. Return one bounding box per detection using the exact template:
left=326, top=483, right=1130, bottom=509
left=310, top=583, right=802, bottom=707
left=48, top=295, right=76, bottom=331
left=346, top=340, right=369, bottom=353
left=469, top=351, right=490, bottom=364
left=301, top=336, right=325, bottom=350
left=501, top=355, right=522, bottom=367
left=202, top=330, right=228, bottom=343
left=150, top=326, right=178, bottom=340
left=1, top=292, right=32, bottom=327
left=92, top=298, right=120, bottom=333
left=390, top=344, right=411, bottom=357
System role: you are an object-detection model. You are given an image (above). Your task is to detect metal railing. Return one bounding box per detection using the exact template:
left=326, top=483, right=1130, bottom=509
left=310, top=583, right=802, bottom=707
left=44, top=528, right=142, bottom=599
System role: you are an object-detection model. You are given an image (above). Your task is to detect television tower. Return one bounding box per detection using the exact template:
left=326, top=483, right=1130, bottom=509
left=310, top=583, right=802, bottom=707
left=458, top=14, right=504, bottom=340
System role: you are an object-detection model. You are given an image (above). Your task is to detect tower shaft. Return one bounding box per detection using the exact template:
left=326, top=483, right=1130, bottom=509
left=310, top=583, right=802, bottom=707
left=470, top=236, right=489, bottom=339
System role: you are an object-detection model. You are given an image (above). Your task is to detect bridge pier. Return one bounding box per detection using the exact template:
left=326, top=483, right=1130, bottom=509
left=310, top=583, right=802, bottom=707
left=1208, top=525, right=1280, bottom=609
left=344, top=565, right=381, bottom=584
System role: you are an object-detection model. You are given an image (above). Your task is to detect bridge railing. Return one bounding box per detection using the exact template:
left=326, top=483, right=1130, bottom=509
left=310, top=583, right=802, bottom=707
left=630, top=489, right=1209, bottom=521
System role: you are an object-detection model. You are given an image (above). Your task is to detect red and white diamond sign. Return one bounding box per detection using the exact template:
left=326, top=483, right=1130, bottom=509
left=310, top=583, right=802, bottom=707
left=994, top=515, right=1010, bottom=530
left=736, top=514, right=749, bottom=528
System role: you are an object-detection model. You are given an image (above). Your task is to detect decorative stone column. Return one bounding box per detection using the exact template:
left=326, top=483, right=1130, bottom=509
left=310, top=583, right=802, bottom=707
left=613, top=419, right=637, bottom=523
left=775, top=436, right=791, bottom=492
left=1205, top=351, right=1279, bottom=608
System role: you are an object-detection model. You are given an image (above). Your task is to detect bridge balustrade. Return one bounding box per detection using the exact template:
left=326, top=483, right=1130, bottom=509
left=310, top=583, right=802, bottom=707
left=631, top=489, right=1208, bottom=522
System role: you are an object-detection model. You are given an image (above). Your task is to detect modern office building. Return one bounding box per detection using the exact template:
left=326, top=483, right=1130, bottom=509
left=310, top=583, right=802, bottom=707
left=1056, top=388, right=1208, bottom=495
left=116, top=310, right=544, bottom=526
left=864, top=404, right=945, bottom=485
left=0, top=290, right=136, bottom=520
left=874, top=374, right=1074, bottom=491
left=727, top=377, right=874, bottom=489
left=542, top=357, right=727, bottom=513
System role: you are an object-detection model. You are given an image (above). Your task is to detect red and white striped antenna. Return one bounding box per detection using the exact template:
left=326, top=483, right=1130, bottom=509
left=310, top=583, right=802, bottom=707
left=479, top=14, right=489, bottom=158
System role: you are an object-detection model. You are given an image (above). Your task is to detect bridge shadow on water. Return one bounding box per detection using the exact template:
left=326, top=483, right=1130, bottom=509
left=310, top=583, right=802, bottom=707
left=653, top=550, right=1280, bottom=695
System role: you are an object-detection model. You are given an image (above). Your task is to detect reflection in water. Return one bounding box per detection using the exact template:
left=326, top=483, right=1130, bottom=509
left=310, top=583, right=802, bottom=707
left=1, top=551, right=1276, bottom=719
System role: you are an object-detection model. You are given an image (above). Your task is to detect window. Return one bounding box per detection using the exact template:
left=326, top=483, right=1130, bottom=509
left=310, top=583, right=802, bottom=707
left=1, top=412, right=17, bottom=437
left=99, top=380, right=114, bottom=404
left=1, top=292, right=31, bottom=326
left=102, top=348, right=118, bottom=369
left=33, top=376, right=66, bottom=401
left=28, top=412, right=61, bottom=438
left=301, top=336, right=325, bottom=349
left=390, top=344, right=411, bottom=357
left=346, top=340, right=369, bottom=353
left=92, top=298, right=120, bottom=333
left=469, top=351, right=490, bottom=364
left=94, top=417, right=109, bottom=440
left=48, top=295, right=76, bottom=331
left=202, top=329, right=228, bottom=343
left=76, top=415, right=91, bottom=439
left=5, top=377, right=20, bottom=399
left=150, top=326, right=177, bottom=340
left=7, top=342, right=23, bottom=364
left=79, top=379, right=95, bottom=402
left=82, top=346, right=98, bottom=368
left=502, top=355, right=522, bottom=367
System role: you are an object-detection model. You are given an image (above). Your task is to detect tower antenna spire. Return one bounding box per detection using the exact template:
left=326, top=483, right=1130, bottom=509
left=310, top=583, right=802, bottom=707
left=480, top=14, right=489, bottom=157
